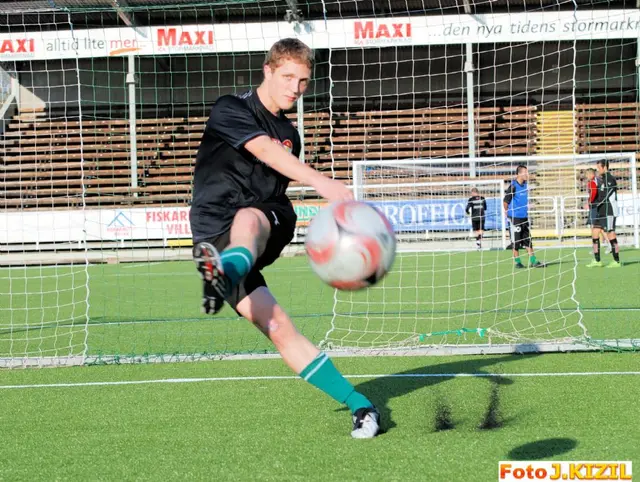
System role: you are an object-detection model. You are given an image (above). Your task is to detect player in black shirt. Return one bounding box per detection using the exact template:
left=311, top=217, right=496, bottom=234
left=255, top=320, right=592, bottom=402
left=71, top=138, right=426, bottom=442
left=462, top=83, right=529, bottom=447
left=588, top=159, right=621, bottom=268
left=190, top=39, right=379, bottom=438
left=466, top=187, right=487, bottom=250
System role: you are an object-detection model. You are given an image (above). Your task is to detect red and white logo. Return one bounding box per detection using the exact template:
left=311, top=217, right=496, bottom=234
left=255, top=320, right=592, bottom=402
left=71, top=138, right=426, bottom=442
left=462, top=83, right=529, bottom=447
left=272, top=138, right=293, bottom=154
left=0, top=38, right=35, bottom=55
left=156, top=27, right=214, bottom=50
left=354, top=21, right=412, bottom=45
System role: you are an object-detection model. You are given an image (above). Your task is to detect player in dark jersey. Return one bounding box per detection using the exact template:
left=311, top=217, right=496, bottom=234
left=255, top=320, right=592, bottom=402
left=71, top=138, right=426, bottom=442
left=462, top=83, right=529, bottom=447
left=584, top=168, right=609, bottom=254
left=503, top=165, right=544, bottom=269
left=190, top=39, right=380, bottom=438
left=466, top=188, right=487, bottom=250
left=588, top=160, right=621, bottom=268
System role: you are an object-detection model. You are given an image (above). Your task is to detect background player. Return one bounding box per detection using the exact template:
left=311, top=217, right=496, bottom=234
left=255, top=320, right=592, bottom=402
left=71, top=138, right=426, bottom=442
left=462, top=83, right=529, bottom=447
left=466, top=187, right=487, bottom=250
left=588, top=160, right=621, bottom=268
left=189, top=38, right=380, bottom=439
left=584, top=168, right=609, bottom=254
left=503, top=165, right=544, bottom=268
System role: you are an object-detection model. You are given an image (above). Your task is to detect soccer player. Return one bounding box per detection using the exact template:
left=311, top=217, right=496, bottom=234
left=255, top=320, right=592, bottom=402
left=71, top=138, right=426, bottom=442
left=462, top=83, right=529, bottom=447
left=503, top=165, right=544, bottom=268
left=189, top=38, right=380, bottom=438
left=588, top=159, right=621, bottom=268
left=584, top=168, right=609, bottom=253
left=466, top=187, right=487, bottom=250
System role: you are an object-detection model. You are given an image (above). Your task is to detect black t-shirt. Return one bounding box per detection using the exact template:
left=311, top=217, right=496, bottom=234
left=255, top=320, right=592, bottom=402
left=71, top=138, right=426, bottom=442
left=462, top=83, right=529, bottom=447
left=596, top=171, right=618, bottom=216
left=466, top=195, right=487, bottom=218
left=190, top=90, right=301, bottom=240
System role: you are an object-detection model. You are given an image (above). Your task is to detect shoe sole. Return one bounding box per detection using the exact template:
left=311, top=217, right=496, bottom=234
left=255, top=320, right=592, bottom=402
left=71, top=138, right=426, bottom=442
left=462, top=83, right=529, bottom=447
left=194, top=242, right=227, bottom=315
left=194, top=242, right=223, bottom=283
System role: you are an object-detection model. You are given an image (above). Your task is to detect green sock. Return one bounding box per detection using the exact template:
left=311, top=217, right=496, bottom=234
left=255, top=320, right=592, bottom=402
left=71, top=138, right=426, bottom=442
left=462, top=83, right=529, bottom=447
left=220, top=247, right=254, bottom=287
left=530, top=255, right=538, bottom=265
left=514, top=257, right=522, bottom=265
left=300, top=353, right=372, bottom=414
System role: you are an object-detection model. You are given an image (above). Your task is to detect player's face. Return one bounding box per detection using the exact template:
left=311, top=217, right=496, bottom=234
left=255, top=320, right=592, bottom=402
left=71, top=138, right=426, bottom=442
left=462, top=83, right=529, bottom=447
left=264, top=58, right=311, bottom=111
left=587, top=171, right=595, bottom=180
left=596, top=164, right=605, bottom=175
left=518, top=169, right=529, bottom=182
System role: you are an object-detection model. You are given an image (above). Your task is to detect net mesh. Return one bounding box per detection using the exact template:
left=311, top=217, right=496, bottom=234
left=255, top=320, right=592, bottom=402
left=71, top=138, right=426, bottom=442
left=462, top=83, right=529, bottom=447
left=0, top=1, right=638, bottom=366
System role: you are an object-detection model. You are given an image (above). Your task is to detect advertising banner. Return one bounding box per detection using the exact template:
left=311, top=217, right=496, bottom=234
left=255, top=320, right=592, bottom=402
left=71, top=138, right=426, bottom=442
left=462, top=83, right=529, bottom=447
left=370, top=198, right=502, bottom=232
left=0, top=10, right=636, bottom=61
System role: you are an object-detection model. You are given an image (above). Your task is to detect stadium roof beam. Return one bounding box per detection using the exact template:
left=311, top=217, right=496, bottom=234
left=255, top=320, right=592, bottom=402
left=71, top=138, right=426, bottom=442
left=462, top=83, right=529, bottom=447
left=109, top=0, right=134, bottom=29
left=284, top=0, right=303, bottom=23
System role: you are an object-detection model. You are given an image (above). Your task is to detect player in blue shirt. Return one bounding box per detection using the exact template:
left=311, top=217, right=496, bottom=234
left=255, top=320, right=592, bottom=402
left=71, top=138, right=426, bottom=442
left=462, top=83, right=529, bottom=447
left=503, top=165, right=544, bottom=268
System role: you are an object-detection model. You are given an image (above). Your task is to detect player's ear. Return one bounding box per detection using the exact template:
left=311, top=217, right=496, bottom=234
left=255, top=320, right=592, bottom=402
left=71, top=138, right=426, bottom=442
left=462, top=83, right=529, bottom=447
left=263, top=63, right=273, bottom=80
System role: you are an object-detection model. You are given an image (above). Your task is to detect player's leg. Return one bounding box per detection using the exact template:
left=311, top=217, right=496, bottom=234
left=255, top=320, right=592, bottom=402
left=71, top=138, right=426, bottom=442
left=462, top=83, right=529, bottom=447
left=510, top=220, right=526, bottom=268
left=472, top=219, right=481, bottom=250
left=522, top=221, right=542, bottom=267
left=235, top=285, right=380, bottom=439
left=605, top=217, right=621, bottom=267
left=587, top=222, right=604, bottom=267
left=194, top=208, right=271, bottom=314
left=509, top=221, right=523, bottom=267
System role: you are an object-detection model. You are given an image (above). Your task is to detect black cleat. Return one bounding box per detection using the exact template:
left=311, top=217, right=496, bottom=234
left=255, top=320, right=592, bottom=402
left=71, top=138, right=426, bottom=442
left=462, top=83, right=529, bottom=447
left=530, top=261, right=545, bottom=268
left=193, top=242, right=229, bottom=315
left=351, top=406, right=381, bottom=439
left=514, top=263, right=526, bottom=269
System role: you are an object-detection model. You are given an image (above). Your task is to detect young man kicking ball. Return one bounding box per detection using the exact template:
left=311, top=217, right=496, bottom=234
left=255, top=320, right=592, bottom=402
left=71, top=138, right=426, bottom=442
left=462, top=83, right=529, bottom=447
left=189, top=38, right=380, bottom=438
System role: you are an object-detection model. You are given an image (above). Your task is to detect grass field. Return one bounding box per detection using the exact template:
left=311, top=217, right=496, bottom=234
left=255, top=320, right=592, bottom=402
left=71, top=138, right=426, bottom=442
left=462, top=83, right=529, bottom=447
left=0, top=246, right=638, bottom=480
left=1, top=246, right=639, bottom=359
left=0, top=354, right=639, bottom=480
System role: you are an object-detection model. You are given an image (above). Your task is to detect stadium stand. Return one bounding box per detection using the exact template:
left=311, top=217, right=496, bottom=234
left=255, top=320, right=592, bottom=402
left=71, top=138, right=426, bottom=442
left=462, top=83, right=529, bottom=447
left=0, top=104, right=537, bottom=210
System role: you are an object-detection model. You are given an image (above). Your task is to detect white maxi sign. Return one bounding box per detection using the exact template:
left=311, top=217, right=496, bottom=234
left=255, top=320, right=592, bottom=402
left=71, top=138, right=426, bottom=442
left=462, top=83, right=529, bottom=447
left=0, top=10, right=637, bottom=61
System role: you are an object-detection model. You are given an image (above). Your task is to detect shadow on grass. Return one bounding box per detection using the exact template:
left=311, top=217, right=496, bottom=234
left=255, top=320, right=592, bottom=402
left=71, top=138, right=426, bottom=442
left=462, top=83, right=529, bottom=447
left=508, top=437, right=578, bottom=460
left=352, top=352, right=539, bottom=433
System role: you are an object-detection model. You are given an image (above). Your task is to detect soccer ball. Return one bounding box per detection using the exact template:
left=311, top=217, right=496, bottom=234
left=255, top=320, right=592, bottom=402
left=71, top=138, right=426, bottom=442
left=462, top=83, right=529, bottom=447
left=304, top=201, right=396, bottom=290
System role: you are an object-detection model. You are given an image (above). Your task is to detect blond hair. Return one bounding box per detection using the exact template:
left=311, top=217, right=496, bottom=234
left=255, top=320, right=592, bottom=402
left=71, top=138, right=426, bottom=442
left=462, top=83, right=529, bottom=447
left=264, top=38, right=314, bottom=70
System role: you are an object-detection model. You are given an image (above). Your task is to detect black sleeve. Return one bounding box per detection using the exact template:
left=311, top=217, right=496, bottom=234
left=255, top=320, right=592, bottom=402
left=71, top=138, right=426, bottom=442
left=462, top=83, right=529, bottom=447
left=466, top=198, right=472, bottom=215
left=206, top=95, right=267, bottom=149
left=482, top=197, right=487, bottom=212
left=503, top=184, right=515, bottom=206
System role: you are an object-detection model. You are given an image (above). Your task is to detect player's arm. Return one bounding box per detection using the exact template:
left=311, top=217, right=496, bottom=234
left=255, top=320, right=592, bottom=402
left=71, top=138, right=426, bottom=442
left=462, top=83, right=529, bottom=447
left=465, top=198, right=472, bottom=216
left=503, top=184, right=515, bottom=214
left=245, top=135, right=351, bottom=201
left=482, top=197, right=487, bottom=212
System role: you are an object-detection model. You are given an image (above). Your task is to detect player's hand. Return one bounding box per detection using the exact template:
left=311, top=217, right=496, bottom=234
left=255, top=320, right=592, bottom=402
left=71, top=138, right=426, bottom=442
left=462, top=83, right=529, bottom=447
left=314, top=176, right=354, bottom=202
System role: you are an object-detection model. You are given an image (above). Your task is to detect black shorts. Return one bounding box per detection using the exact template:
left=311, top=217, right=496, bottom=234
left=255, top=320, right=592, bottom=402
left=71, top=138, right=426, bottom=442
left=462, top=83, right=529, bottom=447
left=471, top=217, right=485, bottom=231
left=509, top=218, right=531, bottom=250
left=587, top=206, right=598, bottom=226
left=194, top=201, right=297, bottom=311
left=593, top=211, right=616, bottom=233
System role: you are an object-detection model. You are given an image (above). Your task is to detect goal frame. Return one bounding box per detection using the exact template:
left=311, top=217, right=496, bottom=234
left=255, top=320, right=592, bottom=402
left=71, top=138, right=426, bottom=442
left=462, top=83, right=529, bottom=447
left=352, top=153, right=639, bottom=249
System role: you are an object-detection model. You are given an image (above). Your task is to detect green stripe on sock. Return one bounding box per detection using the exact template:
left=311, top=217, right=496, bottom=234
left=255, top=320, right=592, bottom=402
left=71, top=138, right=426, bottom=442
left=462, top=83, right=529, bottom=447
left=300, top=353, right=372, bottom=414
left=530, top=255, right=537, bottom=265
left=220, top=247, right=254, bottom=287
left=514, top=257, right=521, bottom=265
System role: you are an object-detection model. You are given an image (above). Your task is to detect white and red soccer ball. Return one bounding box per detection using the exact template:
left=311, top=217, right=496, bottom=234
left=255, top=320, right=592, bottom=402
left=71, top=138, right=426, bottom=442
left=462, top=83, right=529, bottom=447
left=305, top=201, right=396, bottom=290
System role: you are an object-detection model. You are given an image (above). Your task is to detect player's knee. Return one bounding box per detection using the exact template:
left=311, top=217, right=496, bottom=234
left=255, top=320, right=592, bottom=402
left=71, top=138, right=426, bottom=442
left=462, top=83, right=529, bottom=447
left=260, top=309, right=297, bottom=346
left=234, top=208, right=269, bottom=238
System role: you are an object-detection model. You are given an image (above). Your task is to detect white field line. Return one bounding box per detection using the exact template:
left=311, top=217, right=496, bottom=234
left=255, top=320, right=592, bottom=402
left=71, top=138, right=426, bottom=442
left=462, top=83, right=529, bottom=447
left=1, top=371, right=639, bottom=390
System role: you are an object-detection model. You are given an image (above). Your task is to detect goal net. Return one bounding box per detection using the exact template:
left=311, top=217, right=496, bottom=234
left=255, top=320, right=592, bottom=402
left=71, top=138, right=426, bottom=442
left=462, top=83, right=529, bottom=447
left=1, top=2, right=639, bottom=366
left=321, top=153, right=638, bottom=352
